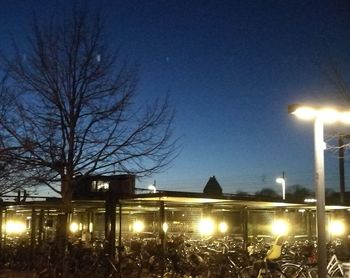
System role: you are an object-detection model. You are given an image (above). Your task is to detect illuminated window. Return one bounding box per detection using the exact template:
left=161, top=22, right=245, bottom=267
left=91, top=180, right=109, bottom=192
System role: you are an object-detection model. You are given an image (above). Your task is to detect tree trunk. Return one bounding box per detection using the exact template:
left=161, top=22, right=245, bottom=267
left=56, top=175, right=74, bottom=255
left=105, top=194, right=117, bottom=258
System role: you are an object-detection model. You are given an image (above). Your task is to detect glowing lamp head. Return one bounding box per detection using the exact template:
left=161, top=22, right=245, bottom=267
left=329, top=220, right=345, bottom=236
left=218, top=221, right=228, bottom=233
left=69, top=222, right=79, bottom=233
left=133, top=220, right=145, bottom=233
left=162, top=222, right=169, bottom=233
left=276, top=178, right=285, bottom=184
left=340, top=112, right=350, bottom=124
left=291, top=106, right=317, bottom=121
left=304, top=198, right=317, bottom=203
left=318, top=108, right=339, bottom=123
left=289, top=104, right=350, bottom=124
left=89, top=222, right=93, bottom=233
left=271, top=219, right=289, bottom=236
left=198, top=218, right=215, bottom=236
left=5, top=220, right=26, bottom=234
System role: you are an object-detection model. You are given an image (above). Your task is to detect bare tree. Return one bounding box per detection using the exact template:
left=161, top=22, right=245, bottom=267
left=0, top=78, right=31, bottom=196
left=0, top=10, right=177, bottom=214
left=255, top=188, right=280, bottom=199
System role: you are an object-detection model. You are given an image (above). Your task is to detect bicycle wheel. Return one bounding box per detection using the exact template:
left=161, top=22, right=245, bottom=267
left=307, top=267, right=317, bottom=278
left=221, top=266, right=239, bottom=278
left=91, top=258, right=112, bottom=278
left=328, top=267, right=342, bottom=278
left=206, top=263, right=238, bottom=278
left=280, top=263, right=309, bottom=278
left=120, top=256, right=142, bottom=278
left=206, top=264, right=223, bottom=277
left=239, top=265, right=280, bottom=278
left=148, top=255, right=174, bottom=277
left=239, top=266, right=253, bottom=278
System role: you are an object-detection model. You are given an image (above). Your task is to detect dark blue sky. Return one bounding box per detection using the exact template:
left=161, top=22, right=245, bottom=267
left=1, top=0, right=350, bottom=195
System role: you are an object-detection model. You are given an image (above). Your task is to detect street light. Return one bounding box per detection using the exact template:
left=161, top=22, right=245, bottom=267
left=275, top=177, right=286, bottom=200
left=148, top=184, right=156, bottom=193
left=288, top=103, right=350, bottom=278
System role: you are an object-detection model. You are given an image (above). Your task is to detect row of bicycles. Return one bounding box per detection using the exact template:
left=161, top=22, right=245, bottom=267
left=0, top=234, right=348, bottom=277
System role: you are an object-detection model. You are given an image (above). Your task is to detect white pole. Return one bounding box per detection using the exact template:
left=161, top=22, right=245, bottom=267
left=314, top=117, right=327, bottom=278
left=276, top=177, right=286, bottom=200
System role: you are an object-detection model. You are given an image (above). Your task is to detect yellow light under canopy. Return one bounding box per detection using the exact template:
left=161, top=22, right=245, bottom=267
left=5, top=220, right=26, bottom=234
left=198, top=218, right=215, bottom=236
left=69, top=222, right=79, bottom=233
left=133, top=220, right=145, bottom=233
left=271, top=219, right=289, bottom=236
left=329, top=220, right=345, bottom=236
left=162, top=222, right=169, bottom=233
left=218, top=221, right=228, bottom=233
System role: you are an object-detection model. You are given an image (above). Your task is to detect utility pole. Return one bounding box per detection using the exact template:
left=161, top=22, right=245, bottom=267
left=338, top=134, right=350, bottom=204
left=338, top=134, right=348, bottom=248
left=282, top=171, right=285, bottom=200
left=339, top=134, right=345, bottom=205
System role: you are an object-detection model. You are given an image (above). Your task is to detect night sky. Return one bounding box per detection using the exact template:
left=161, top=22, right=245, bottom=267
left=1, top=0, right=350, bottom=195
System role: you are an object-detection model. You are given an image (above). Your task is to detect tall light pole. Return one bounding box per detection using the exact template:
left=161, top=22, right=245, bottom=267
left=288, top=104, right=350, bottom=278
left=276, top=172, right=286, bottom=200
left=148, top=180, right=157, bottom=193
left=148, top=184, right=156, bottom=193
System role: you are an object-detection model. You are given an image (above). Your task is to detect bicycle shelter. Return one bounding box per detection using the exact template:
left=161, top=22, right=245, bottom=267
left=1, top=189, right=349, bottom=251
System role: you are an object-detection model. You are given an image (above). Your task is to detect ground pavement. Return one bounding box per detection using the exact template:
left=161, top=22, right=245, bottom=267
left=0, top=269, right=34, bottom=278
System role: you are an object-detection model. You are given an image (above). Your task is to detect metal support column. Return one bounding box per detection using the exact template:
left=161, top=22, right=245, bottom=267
left=242, top=207, right=248, bottom=251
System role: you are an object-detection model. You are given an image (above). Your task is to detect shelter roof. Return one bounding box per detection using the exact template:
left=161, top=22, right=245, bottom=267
left=2, top=190, right=350, bottom=211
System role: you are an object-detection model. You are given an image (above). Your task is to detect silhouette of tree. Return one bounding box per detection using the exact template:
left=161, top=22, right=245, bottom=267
left=0, top=79, right=31, bottom=195
left=286, top=184, right=312, bottom=202
left=0, top=9, right=178, bottom=240
left=235, top=190, right=250, bottom=197
left=255, top=188, right=280, bottom=199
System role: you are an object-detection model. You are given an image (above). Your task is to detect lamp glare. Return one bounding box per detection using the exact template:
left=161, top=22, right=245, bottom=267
left=218, top=221, right=228, bottom=233
left=292, top=107, right=317, bottom=120
left=340, top=112, right=350, bottom=124
left=5, top=220, right=26, bottom=234
left=69, top=222, right=79, bottom=233
left=271, top=219, right=289, bottom=236
left=133, top=221, right=145, bottom=233
left=276, top=178, right=284, bottom=184
left=318, top=108, right=338, bottom=123
left=162, top=222, right=169, bottom=233
left=329, top=220, right=345, bottom=236
left=198, top=218, right=215, bottom=236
